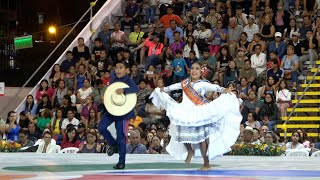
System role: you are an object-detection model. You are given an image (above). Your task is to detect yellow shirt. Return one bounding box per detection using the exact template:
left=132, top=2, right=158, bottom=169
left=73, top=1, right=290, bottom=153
left=51, top=118, right=61, bottom=136
left=128, top=31, right=145, bottom=43
left=129, top=116, right=143, bottom=127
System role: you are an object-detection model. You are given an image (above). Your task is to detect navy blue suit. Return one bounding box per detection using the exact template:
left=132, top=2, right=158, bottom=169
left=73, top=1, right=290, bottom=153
left=98, top=73, right=138, bottom=165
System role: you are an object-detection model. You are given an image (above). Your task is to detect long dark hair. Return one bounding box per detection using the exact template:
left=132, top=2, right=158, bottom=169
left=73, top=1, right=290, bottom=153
left=187, top=35, right=195, bottom=50
left=49, top=64, right=61, bottom=79
left=65, top=127, right=78, bottom=144
left=218, top=45, right=233, bottom=62
left=25, top=95, right=35, bottom=112
left=185, top=22, right=194, bottom=36
left=278, top=79, right=288, bottom=91
left=226, top=60, right=238, bottom=77
left=286, top=18, right=297, bottom=38
left=264, top=93, right=276, bottom=116
left=6, top=111, right=17, bottom=124
left=39, top=79, right=49, bottom=91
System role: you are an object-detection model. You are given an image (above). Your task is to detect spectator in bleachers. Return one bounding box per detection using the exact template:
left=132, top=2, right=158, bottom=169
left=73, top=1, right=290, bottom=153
left=144, top=0, right=157, bottom=24
left=77, top=122, right=87, bottom=142
left=251, top=44, right=267, bottom=87
left=24, top=95, right=37, bottom=117
left=64, top=66, right=76, bottom=89
left=260, top=75, right=276, bottom=99
left=5, top=111, right=20, bottom=142
left=61, top=51, right=77, bottom=73
left=61, top=126, right=81, bottom=149
left=281, top=45, right=299, bottom=90
left=245, top=112, right=261, bottom=129
left=87, top=109, right=99, bottom=130
left=50, top=108, right=63, bottom=138
left=123, top=49, right=135, bottom=67
left=36, top=94, right=52, bottom=117
left=110, top=22, right=127, bottom=61
left=171, top=50, right=188, bottom=83
left=259, top=93, right=279, bottom=130
left=80, top=95, right=98, bottom=127
left=268, top=32, right=287, bottom=59
left=92, top=79, right=107, bottom=105
left=237, top=32, right=250, bottom=52
left=300, top=29, right=319, bottom=69
left=157, top=5, right=183, bottom=31
left=36, top=131, right=57, bottom=153
left=276, top=80, right=291, bottom=118
left=299, top=15, right=313, bottom=40
left=61, top=110, right=80, bottom=136
left=205, top=6, right=222, bottom=28
left=243, top=126, right=254, bottom=144
left=194, top=22, right=212, bottom=53
left=283, top=18, right=299, bottom=41
left=77, top=79, right=93, bottom=106
left=165, top=20, right=184, bottom=45
left=235, top=6, right=248, bottom=27
left=223, top=60, right=238, bottom=86
left=239, top=59, right=257, bottom=84
left=97, top=23, right=111, bottom=53
left=121, top=0, right=139, bottom=32
left=78, top=129, right=101, bottom=153
left=126, top=129, right=147, bottom=154
left=285, top=130, right=304, bottom=150
left=288, top=32, right=303, bottom=57
left=158, top=0, right=171, bottom=18
left=267, top=58, right=284, bottom=87
left=19, top=111, right=31, bottom=131
left=244, top=15, right=259, bottom=42
left=183, top=35, right=200, bottom=59
left=27, top=122, right=41, bottom=143
left=228, top=17, right=244, bottom=58
left=272, top=1, right=290, bottom=34
left=148, top=135, right=165, bottom=154
left=130, top=64, right=144, bottom=85
left=237, top=77, right=251, bottom=100
left=243, top=90, right=262, bottom=115
left=234, top=47, right=248, bottom=70
left=209, top=20, right=227, bottom=57
left=18, top=129, right=34, bottom=148
left=75, top=64, right=89, bottom=90
left=52, top=80, right=68, bottom=108
left=296, top=128, right=310, bottom=148
left=187, top=5, right=205, bottom=27
left=128, top=24, right=145, bottom=49
left=72, top=37, right=90, bottom=61
left=264, top=131, right=277, bottom=145
left=30, top=108, right=51, bottom=134
left=49, top=64, right=65, bottom=89
left=136, top=80, right=152, bottom=117
left=36, top=79, right=54, bottom=102
left=261, top=15, right=275, bottom=42
left=184, top=22, right=195, bottom=41
left=216, top=45, right=233, bottom=86
left=144, top=65, right=159, bottom=89
left=91, top=38, right=105, bottom=61
left=248, top=33, right=266, bottom=54
left=252, top=128, right=261, bottom=144
left=100, top=71, right=111, bottom=86
left=96, top=49, right=113, bottom=71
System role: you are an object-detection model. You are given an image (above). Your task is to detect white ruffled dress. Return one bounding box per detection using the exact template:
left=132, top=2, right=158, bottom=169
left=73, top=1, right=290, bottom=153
left=150, top=80, right=242, bottom=160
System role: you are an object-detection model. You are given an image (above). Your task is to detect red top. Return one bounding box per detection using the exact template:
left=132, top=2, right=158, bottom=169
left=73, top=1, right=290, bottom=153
left=61, top=137, right=81, bottom=150
left=36, top=87, right=54, bottom=102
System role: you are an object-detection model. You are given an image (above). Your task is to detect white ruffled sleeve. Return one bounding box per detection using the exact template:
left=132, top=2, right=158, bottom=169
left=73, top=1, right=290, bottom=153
left=164, top=83, right=182, bottom=92
left=201, top=82, right=225, bottom=93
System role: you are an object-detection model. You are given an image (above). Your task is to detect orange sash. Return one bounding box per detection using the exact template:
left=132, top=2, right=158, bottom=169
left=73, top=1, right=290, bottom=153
left=181, top=78, right=209, bottom=106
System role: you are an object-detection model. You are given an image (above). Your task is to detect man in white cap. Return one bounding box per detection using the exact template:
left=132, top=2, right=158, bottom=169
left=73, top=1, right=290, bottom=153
left=267, top=32, right=287, bottom=59
left=244, top=15, right=259, bottom=42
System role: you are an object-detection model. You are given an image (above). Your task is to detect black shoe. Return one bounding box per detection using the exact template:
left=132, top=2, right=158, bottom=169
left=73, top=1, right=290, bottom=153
left=107, top=144, right=117, bottom=156
left=113, top=163, right=125, bottom=169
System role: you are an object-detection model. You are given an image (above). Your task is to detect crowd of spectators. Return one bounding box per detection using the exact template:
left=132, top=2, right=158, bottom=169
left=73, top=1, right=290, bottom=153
left=1, top=0, right=320, bottom=154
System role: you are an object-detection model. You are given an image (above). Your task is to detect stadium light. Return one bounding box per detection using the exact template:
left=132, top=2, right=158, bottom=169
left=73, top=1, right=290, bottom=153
left=48, top=26, right=56, bottom=34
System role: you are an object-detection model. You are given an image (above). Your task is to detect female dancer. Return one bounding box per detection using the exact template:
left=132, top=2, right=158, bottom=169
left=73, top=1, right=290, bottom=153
left=150, top=62, right=242, bottom=170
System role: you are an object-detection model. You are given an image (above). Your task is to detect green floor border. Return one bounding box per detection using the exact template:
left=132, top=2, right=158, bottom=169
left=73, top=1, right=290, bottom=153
left=3, top=162, right=219, bottom=172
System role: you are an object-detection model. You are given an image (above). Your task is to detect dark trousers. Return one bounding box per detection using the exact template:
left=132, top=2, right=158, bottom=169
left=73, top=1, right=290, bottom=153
left=98, top=113, right=127, bottom=164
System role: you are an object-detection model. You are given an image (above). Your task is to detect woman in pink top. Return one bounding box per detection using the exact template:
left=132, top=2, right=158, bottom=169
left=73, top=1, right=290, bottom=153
left=134, top=33, right=164, bottom=71
left=36, top=79, right=54, bottom=102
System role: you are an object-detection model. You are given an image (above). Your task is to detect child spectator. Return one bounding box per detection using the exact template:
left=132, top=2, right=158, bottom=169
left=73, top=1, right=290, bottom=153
left=101, top=70, right=111, bottom=86
left=171, top=50, right=188, bottom=83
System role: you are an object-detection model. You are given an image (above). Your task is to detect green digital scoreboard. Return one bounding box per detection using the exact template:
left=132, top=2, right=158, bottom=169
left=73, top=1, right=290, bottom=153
left=14, top=35, right=33, bottom=50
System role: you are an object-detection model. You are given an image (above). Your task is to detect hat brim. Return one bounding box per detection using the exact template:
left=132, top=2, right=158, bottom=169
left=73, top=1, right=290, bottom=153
left=104, top=82, right=137, bottom=116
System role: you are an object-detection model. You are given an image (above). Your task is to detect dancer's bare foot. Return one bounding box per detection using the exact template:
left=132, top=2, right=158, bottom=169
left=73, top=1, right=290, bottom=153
left=199, top=166, right=211, bottom=171
left=185, top=150, right=194, bottom=164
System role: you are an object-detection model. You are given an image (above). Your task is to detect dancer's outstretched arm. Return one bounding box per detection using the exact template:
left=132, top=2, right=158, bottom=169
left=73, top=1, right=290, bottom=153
left=162, top=83, right=182, bottom=92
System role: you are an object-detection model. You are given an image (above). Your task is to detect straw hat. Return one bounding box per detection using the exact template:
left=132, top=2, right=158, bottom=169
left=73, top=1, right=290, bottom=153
left=104, top=82, right=137, bottom=116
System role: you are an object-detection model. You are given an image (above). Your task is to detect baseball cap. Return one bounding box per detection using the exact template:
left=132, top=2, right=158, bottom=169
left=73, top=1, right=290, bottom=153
left=275, top=32, right=282, bottom=37
left=292, top=32, right=300, bottom=37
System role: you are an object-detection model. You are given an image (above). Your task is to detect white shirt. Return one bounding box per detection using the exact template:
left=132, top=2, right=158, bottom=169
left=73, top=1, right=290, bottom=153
left=61, top=118, right=80, bottom=129
left=237, top=13, right=248, bottom=27
left=250, top=53, right=267, bottom=75
left=286, top=142, right=304, bottom=150
left=276, top=89, right=291, bottom=102
left=244, top=24, right=259, bottom=42
left=183, top=44, right=200, bottom=58
left=193, top=29, right=212, bottom=40
left=78, top=87, right=93, bottom=99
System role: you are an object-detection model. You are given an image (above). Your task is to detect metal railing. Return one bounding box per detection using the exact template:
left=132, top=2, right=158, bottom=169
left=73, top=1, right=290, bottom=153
left=283, top=65, right=320, bottom=140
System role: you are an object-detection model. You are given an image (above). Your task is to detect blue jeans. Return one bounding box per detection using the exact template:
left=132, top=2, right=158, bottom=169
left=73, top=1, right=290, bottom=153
left=145, top=6, right=156, bottom=23
left=98, top=113, right=127, bottom=164
left=291, top=71, right=298, bottom=83
left=144, top=55, right=160, bottom=71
